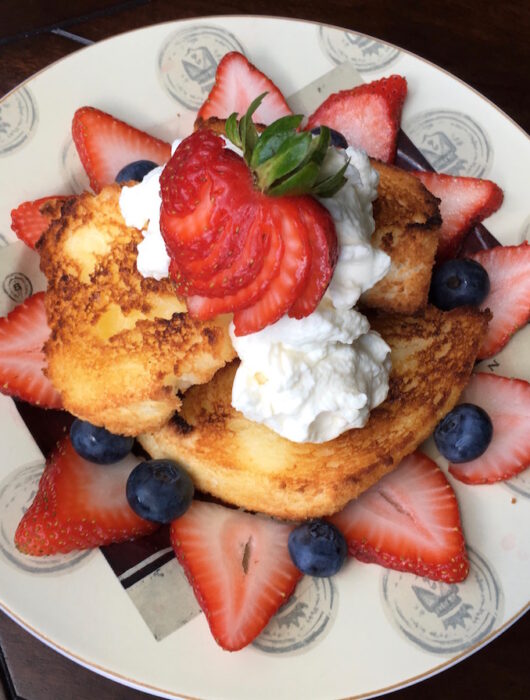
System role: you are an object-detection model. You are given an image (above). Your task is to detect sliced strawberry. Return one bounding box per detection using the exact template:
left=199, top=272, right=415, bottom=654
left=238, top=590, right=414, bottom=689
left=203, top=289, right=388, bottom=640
left=468, top=243, right=530, bottom=358
left=232, top=199, right=312, bottom=335
left=288, top=197, right=338, bottom=319
left=15, top=437, right=157, bottom=555
left=171, top=207, right=250, bottom=281
left=331, top=452, right=469, bottom=583
left=0, top=292, right=62, bottom=409
left=170, top=501, right=301, bottom=651
left=160, top=130, right=257, bottom=274
left=306, top=75, right=407, bottom=163
left=412, top=172, right=503, bottom=261
left=161, top=179, right=220, bottom=262
left=11, top=196, right=67, bottom=249
left=72, top=107, right=171, bottom=193
left=197, top=52, right=292, bottom=126
left=449, top=373, right=530, bottom=484
left=170, top=203, right=268, bottom=297
left=187, top=219, right=284, bottom=319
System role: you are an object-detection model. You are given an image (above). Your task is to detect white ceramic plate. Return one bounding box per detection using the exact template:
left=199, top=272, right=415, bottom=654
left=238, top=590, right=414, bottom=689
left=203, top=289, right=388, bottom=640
left=0, top=15, right=529, bottom=700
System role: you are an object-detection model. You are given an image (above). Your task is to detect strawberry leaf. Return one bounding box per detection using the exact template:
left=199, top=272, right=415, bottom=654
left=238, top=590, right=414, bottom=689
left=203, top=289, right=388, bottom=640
left=238, top=92, right=266, bottom=164
left=307, top=125, right=331, bottom=166
left=312, top=159, right=349, bottom=198
left=267, top=161, right=320, bottom=197
left=250, top=115, right=303, bottom=167
left=226, top=97, right=348, bottom=198
left=256, top=131, right=312, bottom=190
left=225, top=112, right=242, bottom=148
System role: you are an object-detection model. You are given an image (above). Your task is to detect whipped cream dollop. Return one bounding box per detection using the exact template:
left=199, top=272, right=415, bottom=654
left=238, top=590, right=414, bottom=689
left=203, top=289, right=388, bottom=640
left=120, top=164, right=168, bottom=279
left=321, top=147, right=389, bottom=308
left=230, top=299, right=390, bottom=443
left=119, top=139, right=392, bottom=443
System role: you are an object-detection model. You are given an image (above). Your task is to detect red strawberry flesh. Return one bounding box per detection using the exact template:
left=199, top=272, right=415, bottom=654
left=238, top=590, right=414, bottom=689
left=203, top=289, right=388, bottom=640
left=11, top=196, right=67, bottom=250
left=331, top=452, right=469, bottom=583
left=449, top=373, right=530, bottom=484
left=469, top=243, right=530, bottom=358
left=0, top=292, right=62, bottom=409
left=288, top=197, right=338, bottom=319
left=306, top=75, right=407, bottom=163
left=232, top=198, right=312, bottom=335
left=72, top=106, right=171, bottom=193
left=160, top=131, right=267, bottom=295
left=187, top=222, right=284, bottom=319
left=170, top=201, right=268, bottom=298
left=412, top=172, right=503, bottom=261
left=15, top=437, right=158, bottom=555
left=197, top=52, right=292, bottom=125
left=170, top=500, right=302, bottom=651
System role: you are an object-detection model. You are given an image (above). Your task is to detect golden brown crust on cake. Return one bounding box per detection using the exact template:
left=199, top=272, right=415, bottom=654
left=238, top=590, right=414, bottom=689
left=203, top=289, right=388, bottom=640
left=361, top=160, right=441, bottom=314
left=139, top=306, right=488, bottom=519
left=39, top=185, right=235, bottom=435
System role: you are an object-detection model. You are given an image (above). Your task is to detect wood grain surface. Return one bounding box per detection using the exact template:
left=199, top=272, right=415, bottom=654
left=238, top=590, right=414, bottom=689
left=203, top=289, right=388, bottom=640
left=0, top=1, right=528, bottom=698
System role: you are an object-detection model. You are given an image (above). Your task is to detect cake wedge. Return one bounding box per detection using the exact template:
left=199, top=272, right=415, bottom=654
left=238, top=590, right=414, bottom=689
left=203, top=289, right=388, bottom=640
left=38, top=185, right=235, bottom=436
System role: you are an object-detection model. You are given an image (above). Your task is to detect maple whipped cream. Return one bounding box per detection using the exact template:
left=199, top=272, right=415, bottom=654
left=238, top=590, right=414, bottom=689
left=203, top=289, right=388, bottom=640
left=119, top=141, right=391, bottom=443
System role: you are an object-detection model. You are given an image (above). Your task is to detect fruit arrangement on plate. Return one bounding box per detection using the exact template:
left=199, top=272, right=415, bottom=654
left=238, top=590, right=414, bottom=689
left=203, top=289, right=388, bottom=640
left=2, top=52, right=530, bottom=652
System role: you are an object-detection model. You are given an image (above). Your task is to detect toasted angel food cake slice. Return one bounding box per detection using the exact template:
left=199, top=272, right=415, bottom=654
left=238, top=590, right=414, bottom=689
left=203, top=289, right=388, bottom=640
left=139, top=305, right=488, bottom=519
left=38, top=185, right=235, bottom=436
left=360, top=160, right=440, bottom=314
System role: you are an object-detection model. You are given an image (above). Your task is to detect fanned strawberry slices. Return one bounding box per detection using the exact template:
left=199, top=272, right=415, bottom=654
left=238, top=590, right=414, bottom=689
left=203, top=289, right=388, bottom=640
left=170, top=501, right=302, bottom=651
left=160, top=99, right=343, bottom=335
left=331, top=452, right=469, bottom=583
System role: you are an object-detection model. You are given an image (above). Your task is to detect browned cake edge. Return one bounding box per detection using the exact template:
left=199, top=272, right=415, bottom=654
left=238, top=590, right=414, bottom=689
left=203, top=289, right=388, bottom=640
left=139, top=306, right=489, bottom=520
left=38, top=186, right=236, bottom=436
left=360, top=160, right=441, bottom=315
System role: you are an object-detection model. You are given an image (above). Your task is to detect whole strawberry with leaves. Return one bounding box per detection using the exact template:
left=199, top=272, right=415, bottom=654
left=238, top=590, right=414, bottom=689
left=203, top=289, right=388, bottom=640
left=160, top=95, right=347, bottom=335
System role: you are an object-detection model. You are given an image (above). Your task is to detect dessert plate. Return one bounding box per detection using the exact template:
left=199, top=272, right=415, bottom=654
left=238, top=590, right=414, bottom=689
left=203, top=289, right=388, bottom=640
left=0, top=15, right=529, bottom=700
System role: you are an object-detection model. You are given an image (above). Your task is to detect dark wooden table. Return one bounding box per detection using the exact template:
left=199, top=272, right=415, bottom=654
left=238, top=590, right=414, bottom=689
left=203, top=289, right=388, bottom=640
left=1, top=1, right=528, bottom=698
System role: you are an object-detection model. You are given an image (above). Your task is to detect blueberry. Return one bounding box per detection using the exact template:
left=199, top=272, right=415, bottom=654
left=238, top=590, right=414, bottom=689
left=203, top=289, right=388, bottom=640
left=434, top=404, right=493, bottom=463
left=288, top=520, right=347, bottom=577
left=115, top=159, right=158, bottom=184
left=70, top=419, right=133, bottom=464
left=126, top=459, right=194, bottom=523
left=430, top=259, right=490, bottom=311
left=310, top=126, right=348, bottom=149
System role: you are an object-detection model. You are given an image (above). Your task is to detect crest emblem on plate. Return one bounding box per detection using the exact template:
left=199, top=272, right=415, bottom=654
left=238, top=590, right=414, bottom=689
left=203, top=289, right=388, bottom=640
left=405, top=110, right=492, bottom=177
left=0, top=87, right=38, bottom=157
left=158, top=26, right=244, bottom=110
left=319, top=26, right=400, bottom=71
left=2, top=272, right=32, bottom=304
left=0, top=463, right=91, bottom=574
left=381, top=547, right=503, bottom=654
left=253, top=576, right=337, bottom=654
